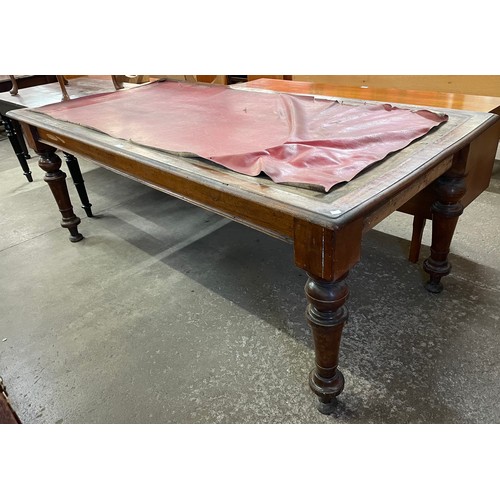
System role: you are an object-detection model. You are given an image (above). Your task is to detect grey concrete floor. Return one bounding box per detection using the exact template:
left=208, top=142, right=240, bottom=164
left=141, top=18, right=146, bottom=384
left=1, top=131, right=499, bottom=424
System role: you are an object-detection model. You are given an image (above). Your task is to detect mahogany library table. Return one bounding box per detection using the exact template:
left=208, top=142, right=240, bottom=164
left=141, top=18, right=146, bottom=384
left=8, top=80, right=500, bottom=414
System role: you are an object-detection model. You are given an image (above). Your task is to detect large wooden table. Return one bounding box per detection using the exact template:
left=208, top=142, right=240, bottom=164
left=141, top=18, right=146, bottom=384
left=8, top=82, right=500, bottom=414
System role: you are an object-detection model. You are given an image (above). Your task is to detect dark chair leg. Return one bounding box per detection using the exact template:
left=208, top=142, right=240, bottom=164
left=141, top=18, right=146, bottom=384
left=1, top=114, right=33, bottom=182
left=63, top=152, right=93, bottom=217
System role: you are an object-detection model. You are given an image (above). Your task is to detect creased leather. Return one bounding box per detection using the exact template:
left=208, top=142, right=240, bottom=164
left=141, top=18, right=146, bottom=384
left=35, top=81, right=448, bottom=191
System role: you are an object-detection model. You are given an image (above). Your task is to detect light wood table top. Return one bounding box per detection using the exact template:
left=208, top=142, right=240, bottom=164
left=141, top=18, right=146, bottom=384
left=234, top=78, right=500, bottom=115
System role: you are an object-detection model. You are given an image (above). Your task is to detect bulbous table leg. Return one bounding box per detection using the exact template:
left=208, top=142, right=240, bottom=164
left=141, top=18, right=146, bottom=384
left=305, top=273, right=349, bottom=414
left=39, top=149, right=83, bottom=242
left=423, top=173, right=466, bottom=293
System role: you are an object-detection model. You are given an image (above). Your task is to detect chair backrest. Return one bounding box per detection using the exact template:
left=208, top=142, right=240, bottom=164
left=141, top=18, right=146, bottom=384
left=8, top=75, right=126, bottom=101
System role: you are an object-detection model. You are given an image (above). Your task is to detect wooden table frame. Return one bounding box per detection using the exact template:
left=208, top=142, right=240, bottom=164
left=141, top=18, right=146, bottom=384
left=9, top=86, right=500, bottom=414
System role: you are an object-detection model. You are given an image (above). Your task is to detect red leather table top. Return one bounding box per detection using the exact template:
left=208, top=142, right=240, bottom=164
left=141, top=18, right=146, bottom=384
left=34, top=80, right=448, bottom=191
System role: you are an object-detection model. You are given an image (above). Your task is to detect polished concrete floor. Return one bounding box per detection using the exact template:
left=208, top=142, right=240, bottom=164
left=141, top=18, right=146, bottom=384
left=0, top=130, right=499, bottom=424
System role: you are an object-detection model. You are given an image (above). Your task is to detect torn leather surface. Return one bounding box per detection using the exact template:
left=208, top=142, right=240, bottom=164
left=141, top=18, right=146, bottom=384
left=35, top=80, right=448, bottom=191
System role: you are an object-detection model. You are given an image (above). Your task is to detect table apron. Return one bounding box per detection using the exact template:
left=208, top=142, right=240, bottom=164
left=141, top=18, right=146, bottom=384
left=363, top=155, right=454, bottom=232
left=36, top=129, right=298, bottom=242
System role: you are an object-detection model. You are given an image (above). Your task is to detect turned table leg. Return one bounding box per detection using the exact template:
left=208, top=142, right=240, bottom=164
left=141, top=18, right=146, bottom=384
left=38, top=147, right=83, bottom=242
left=305, top=273, right=349, bottom=414
left=1, top=114, right=33, bottom=182
left=423, top=171, right=466, bottom=293
left=64, top=152, right=93, bottom=217
left=294, top=219, right=362, bottom=413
